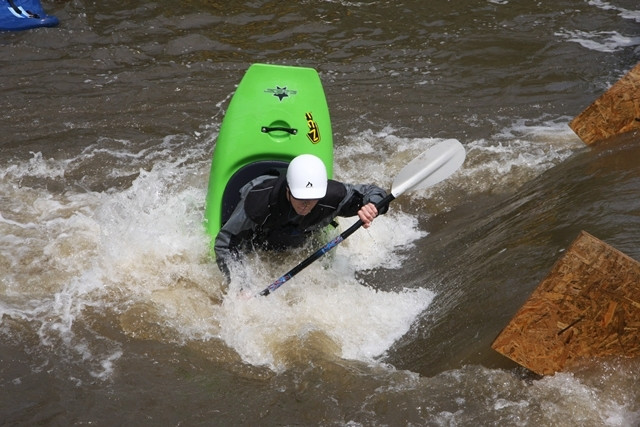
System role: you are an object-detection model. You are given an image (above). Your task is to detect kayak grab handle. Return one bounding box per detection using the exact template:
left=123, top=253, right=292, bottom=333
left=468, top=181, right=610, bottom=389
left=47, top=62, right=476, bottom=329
left=261, top=126, right=297, bottom=135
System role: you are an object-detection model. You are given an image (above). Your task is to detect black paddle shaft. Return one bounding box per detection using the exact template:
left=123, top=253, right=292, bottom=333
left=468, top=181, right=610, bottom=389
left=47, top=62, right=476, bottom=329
left=259, top=193, right=396, bottom=296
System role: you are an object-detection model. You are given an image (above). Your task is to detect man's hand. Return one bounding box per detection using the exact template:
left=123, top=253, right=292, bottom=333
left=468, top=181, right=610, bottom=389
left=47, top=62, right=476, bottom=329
left=358, top=203, right=378, bottom=229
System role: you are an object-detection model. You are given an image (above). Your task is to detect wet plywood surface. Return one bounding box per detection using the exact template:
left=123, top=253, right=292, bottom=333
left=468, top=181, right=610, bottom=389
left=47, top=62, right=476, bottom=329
left=492, top=231, right=640, bottom=375
left=570, top=62, right=640, bottom=145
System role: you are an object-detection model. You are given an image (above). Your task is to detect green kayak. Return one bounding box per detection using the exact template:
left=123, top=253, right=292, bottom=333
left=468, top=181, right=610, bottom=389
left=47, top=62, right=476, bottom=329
left=204, top=63, right=334, bottom=249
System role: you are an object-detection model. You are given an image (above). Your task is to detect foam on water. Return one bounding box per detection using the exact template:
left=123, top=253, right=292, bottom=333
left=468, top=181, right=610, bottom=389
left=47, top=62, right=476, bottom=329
left=336, top=212, right=425, bottom=270
left=0, top=136, right=216, bottom=379
left=461, top=116, right=583, bottom=194
left=557, top=29, right=640, bottom=53
left=335, top=118, right=582, bottom=199
left=420, top=364, right=640, bottom=426
left=555, top=1, right=640, bottom=53
left=589, top=0, right=640, bottom=23
left=0, top=133, right=435, bottom=376
left=216, top=268, right=435, bottom=370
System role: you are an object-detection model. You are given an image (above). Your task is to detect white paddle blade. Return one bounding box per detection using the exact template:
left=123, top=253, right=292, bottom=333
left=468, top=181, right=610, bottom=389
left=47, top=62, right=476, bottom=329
left=391, top=140, right=466, bottom=197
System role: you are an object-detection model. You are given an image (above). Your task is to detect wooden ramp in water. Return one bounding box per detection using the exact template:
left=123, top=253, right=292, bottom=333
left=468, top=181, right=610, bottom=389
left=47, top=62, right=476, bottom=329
left=570, top=62, right=640, bottom=145
left=492, top=231, right=640, bottom=375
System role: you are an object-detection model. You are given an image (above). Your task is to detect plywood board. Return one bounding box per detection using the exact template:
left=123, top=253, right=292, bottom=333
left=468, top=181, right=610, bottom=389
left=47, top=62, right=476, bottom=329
left=570, top=62, right=640, bottom=145
left=492, top=231, right=640, bottom=375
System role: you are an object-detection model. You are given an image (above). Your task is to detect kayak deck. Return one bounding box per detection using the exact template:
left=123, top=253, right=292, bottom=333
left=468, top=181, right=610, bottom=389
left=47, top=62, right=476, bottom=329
left=204, top=64, right=334, bottom=248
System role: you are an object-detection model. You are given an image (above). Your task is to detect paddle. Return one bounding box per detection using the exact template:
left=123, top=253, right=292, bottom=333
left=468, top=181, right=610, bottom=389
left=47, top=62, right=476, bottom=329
left=258, top=140, right=466, bottom=296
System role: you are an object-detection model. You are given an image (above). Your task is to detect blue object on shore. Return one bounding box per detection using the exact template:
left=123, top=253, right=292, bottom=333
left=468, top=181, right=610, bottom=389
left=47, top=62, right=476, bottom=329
left=0, top=0, right=59, bottom=31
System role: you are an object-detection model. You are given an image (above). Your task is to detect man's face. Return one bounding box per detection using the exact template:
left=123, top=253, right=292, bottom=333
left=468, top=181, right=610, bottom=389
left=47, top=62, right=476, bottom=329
left=287, top=190, right=319, bottom=216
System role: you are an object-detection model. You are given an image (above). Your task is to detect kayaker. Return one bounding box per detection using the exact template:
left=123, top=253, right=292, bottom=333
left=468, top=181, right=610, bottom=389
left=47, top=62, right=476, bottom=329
left=214, top=154, right=388, bottom=282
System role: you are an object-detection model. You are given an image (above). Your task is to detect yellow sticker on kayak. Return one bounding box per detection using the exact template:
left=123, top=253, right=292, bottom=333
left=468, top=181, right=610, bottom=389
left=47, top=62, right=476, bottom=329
left=306, top=112, right=320, bottom=144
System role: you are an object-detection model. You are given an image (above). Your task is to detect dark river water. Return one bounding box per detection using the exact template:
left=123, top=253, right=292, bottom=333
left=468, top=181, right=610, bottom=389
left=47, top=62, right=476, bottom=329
left=1, top=0, right=640, bottom=425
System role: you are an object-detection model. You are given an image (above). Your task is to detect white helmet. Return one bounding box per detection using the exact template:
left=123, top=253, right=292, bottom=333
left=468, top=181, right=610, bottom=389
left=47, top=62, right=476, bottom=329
left=286, top=154, right=328, bottom=199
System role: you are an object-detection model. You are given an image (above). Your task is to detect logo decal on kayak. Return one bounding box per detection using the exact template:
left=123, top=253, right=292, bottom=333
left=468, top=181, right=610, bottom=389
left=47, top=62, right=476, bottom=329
left=305, top=112, right=320, bottom=144
left=265, top=86, right=297, bottom=101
